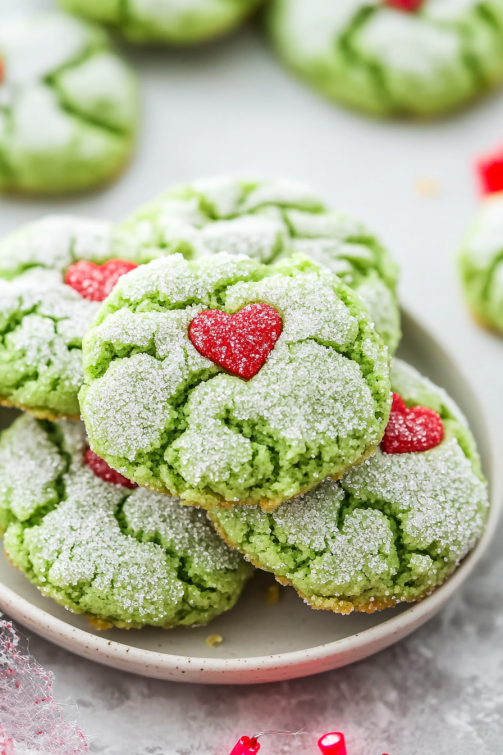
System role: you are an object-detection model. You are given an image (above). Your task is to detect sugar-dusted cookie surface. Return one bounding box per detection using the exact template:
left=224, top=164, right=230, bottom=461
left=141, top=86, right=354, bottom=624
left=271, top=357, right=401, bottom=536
left=80, top=253, right=391, bottom=509
left=267, top=0, right=503, bottom=118
left=115, top=176, right=401, bottom=353
left=210, top=359, right=488, bottom=613
left=0, top=414, right=252, bottom=629
left=0, top=216, right=162, bottom=420
left=59, top=0, right=263, bottom=46
left=0, top=12, right=138, bottom=194
left=459, top=192, right=503, bottom=333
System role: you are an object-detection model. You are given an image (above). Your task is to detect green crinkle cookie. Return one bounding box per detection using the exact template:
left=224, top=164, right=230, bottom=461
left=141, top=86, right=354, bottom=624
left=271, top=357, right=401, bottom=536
left=266, top=0, right=503, bottom=118
left=58, top=0, right=263, bottom=46
left=0, top=414, right=252, bottom=629
left=0, top=12, right=138, bottom=194
left=210, top=358, right=489, bottom=613
left=114, top=176, right=401, bottom=353
left=80, top=252, right=392, bottom=509
left=459, top=192, right=503, bottom=333
left=0, top=215, right=168, bottom=420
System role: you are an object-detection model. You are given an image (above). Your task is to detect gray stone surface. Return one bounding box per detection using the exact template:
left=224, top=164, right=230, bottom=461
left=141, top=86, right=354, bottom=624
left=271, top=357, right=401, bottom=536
left=2, top=0, right=503, bottom=752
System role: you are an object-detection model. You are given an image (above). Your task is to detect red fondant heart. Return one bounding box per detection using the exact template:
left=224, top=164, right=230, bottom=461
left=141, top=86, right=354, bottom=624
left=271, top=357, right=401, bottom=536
left=381, top=393, right=444, bottom=454
left=65, top=259, right=138, bottom=302
left=189, top=303, right=282, bottom=379
left=85, top=449, right=137, bottom=488
left=384, top=0, right=423, bottom=11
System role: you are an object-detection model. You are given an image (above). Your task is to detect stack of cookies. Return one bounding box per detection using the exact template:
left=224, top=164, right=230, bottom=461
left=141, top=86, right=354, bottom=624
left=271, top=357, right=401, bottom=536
left=0, top=177, right=489, bottom=630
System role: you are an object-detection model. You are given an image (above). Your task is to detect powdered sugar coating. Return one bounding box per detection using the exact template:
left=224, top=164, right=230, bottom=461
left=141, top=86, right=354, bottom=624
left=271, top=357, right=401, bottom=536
left=59, top=0, right=264, bottom=45
left=0, top=269, right=99, bottom=418
left=114, top=176, right=400, bottom=352
left=80, top=253, right=391, bottom=508
left=0, top=414, right=68, bottom=525
left=0, top=215, right=113, bottom=279
left=0, top=216, right=162, bottom=419
left=0, top=415, right=250, bottom=628
left=459, top=192, right=503, bottom=332
left=267, top=0, right=503, bottom=117
left=211, top=359, right=488, bottom=612
left=0, top=12, right=138, bottom=194
left=343, top=441, right=486, bottom=561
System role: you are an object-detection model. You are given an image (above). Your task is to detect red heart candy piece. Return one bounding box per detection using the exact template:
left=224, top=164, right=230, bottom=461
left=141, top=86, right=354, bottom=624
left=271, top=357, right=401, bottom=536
left=189, top=303, right=282, bottom=380
left=65, top=259, right=138, bottom=302
left=384, top=0, right=423, bottom=11
left=477, top=146, right=503, bottom=196
left=85, top=449, right=137, bottom=488
left=381, top=393, right=444, bottom=454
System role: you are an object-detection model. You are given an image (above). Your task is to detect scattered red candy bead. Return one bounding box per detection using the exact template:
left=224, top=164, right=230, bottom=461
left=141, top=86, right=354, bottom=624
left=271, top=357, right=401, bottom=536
left=229, top=736, right=261, bottom=755
left=65, top=259, right=138, bottom=302
left=383, top=0, right=423, bottom=11
left=381, top=393, right=444, bottom=454
left=189, top=303, right=282, bottom=380
left=477, top=146, right=503, bottom=196
left=84, top=449, right=137, bottom=488
left=318, top=732, right=347, bottom=755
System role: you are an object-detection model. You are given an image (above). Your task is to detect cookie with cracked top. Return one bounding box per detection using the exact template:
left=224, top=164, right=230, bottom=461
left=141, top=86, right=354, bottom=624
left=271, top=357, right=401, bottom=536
left=0, top=413, right=252, bottom=629
left=58, top=0, right=264, bottom=46
left=0, top=12, right=138, bottom=194
left=115, top=176, right=401, bottom=353
left=0, top=215, right=161, bottom=420
left=266, top=0, right=503, bottom=118
left=459, top=192, right=503, bottom=333
left=79, top=252, right=392, bottom=509
left=210, top=359, right=488, bottom=614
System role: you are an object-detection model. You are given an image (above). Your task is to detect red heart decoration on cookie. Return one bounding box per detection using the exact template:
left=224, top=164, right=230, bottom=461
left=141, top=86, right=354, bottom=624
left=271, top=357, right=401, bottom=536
left=384, top=0, right=423, bottom=11
left=381, top=393, right=444, bottom=454
left=65, top=259, right=138, bottom=302
left=85, top=449, right=137, bottom=488
left=189, top=303, right=282, bottom=380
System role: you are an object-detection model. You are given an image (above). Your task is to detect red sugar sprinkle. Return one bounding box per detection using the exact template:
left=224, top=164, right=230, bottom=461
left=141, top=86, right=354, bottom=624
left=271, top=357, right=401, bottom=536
left=383, top=0, right=423, bottom=11
left=189, top=303, right=282, bottom=380
left=65, top=260, right=138, bottom=302
left=84, top=449, right=137, bottom=488
left=381, top=393, right=444, bottom=454
left=477, top=146, right=503, bottom=196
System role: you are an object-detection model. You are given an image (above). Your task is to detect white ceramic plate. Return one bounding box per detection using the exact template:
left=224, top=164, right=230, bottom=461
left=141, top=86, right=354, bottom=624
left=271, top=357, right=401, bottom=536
left=0, top=310, right=499, bottom=684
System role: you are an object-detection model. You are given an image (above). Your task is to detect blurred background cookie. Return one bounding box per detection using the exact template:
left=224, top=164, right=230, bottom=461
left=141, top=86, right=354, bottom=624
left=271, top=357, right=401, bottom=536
left=59, top=0, right=264, bottom=46
left=266, top=0, right=503, bottom=118
left=0, top=12, right=138, bottom=194
left=459, top=191, right=503, bottom=333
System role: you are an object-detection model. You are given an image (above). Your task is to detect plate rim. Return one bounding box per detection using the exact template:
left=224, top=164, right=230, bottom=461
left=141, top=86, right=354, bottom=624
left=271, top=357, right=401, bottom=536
left=0, top=307, right=500, bottom=684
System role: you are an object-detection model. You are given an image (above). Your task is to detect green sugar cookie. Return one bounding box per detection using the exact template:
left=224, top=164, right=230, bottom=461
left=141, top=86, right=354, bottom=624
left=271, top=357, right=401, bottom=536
left=115, top=176, right=401, bottom=353
left=266, top=0, right=503, bottom=118
left=459, top=192, right=503, bottom=332
left=0, top=215, right=163, bottom=420
left=59, top=0, right=263, bottom=46
left=0, top=12, right=138, bottom=194
left=210, top=359, right=488, bottom=613
left=0, top=414, right=252, bottom=629
left=80, top=252, right=391, bottom=509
